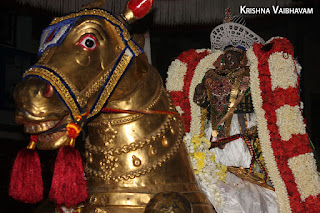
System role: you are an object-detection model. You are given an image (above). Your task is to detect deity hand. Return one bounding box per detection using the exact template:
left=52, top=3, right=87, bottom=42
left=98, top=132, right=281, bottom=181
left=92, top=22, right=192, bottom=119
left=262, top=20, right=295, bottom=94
left=193, top=83, right=209, bottom=108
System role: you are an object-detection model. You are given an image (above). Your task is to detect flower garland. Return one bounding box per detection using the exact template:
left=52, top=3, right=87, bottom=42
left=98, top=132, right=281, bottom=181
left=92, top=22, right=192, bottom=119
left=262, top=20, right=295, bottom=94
left=167, top=50, right=237, bottom=208
left=184, top=133, right=227, bottom=207
left=166, top=49, right=210, bottom=132
left=200, top=108, right=208, bottom=137
left=248, top=37, right=320, bottom=213
left=166, top=49, right=223, bottom=134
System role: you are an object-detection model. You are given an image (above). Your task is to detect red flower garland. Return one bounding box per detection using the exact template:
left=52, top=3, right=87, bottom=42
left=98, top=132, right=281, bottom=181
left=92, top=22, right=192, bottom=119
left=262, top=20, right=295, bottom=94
left=253, top=37, right=320, bottom=212
left=168, top=49, right=210, bottom=132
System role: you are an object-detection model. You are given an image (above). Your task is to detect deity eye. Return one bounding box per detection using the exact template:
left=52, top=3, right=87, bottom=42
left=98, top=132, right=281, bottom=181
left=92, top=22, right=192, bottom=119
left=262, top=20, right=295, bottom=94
left=78, top=34, right=97, bottom=50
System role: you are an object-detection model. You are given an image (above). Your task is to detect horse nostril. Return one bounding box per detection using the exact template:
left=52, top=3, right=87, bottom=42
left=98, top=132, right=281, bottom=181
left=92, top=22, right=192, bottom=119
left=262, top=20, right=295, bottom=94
left=43, top=83, right=54, bottom=98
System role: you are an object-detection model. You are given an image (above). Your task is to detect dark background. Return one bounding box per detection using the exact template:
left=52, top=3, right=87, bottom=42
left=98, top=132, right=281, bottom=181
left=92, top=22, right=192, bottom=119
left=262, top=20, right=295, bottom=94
left=1, top=0, right=319, bottom=212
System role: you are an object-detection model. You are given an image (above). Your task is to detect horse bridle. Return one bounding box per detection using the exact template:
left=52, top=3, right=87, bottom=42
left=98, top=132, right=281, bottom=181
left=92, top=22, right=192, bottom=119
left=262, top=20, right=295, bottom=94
left=23, top=9, right=143, bottom=124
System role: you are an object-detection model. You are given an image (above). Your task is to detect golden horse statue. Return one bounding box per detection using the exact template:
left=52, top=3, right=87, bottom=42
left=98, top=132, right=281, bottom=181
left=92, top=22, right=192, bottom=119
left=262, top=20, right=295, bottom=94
left=12, top=1, right=215, bottom=212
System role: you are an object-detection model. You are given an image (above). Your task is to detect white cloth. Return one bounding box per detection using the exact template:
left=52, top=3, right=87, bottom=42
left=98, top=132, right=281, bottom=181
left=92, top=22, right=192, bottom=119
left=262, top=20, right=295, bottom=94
left=205, top=113, right=256, bottom=168
left=143, top=32, right=152, bottom=65
left=203, top=113, right=279, bottom=213
left=214, top=173, right=279, bottom=213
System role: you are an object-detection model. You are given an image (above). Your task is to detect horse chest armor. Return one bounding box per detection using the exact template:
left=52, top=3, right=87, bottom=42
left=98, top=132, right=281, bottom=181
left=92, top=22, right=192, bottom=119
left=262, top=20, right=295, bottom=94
left=84, top=106, right=184, bottom=183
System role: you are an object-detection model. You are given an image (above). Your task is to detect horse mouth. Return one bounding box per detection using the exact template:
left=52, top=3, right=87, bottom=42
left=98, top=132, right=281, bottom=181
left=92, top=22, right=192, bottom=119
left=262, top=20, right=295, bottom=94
left=16, top=113, right=70, bottom=149
left=24, top=119, right=65, bottom=143
left=24, top=120, right=60, bottom=134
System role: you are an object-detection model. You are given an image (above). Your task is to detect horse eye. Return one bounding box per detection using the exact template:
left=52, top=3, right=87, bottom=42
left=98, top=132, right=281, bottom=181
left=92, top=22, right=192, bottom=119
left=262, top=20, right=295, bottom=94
left=78, top=34, right=97, bottom=50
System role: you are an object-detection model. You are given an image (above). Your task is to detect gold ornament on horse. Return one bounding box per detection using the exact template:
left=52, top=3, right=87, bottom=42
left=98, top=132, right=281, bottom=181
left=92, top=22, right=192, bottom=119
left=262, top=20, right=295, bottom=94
left=10, top=0, right=215, bottom=212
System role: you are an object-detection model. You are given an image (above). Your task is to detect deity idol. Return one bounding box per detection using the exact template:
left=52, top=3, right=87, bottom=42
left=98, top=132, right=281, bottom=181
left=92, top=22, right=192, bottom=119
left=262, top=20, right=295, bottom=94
left=166, top=9, right=320, bottom=213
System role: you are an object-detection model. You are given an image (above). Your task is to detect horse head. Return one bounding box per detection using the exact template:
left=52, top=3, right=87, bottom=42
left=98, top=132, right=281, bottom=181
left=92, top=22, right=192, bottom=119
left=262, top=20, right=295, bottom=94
left=14, top=1, right=151, bottom=150
left=12, top=1, right=216, bottom=212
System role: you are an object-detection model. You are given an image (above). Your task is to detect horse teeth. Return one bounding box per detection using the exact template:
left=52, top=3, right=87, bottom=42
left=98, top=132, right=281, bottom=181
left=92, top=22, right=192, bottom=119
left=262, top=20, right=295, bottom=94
left=49, top=121, right=58, bottom=128
left=44, top=122, right=51, bottom=129
left=40, top=122, right=47, bottom=131
left=24, top=119, right=60, bottom=134
left=30, top=125, right=35, bottom=133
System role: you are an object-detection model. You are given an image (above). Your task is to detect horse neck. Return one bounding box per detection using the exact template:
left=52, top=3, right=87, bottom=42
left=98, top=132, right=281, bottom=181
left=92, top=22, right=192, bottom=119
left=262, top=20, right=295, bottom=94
left=82, top=58, right=204, bottom=211
left=90, top=55, right=164, bottom=123
left=84, top=57, right=188, bottom=185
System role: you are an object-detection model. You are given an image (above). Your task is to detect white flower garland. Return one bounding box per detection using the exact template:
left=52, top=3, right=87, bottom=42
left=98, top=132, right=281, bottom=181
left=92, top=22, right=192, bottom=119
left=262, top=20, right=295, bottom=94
left=275, top=105, right=306, bottom=141
left=184, top=133, right=227, bottom=207
left=268, top=52, right=297, bottom=90
left=166, top=59, right=188, bottom=92
left=288, top=152, right=320, bottom=201
left=166, top=49, right=230, bottom=209
left=247, top=45, right=292, bottom=213
left=195, top=48, right=210, bottom=53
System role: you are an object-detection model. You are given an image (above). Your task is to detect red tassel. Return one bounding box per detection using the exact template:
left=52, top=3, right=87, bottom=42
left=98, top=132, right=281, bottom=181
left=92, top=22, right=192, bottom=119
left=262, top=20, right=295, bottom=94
left=49, top=123, right=87, bottom=207
left=49, top=145, right=88, bottom=207
left=9, top=135, right=43, bottom=203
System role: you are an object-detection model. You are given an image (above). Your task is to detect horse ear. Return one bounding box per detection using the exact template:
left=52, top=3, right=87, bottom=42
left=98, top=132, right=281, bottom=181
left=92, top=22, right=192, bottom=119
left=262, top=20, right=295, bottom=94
left=122, top=0, right=153, bottom=24
left=81, top=0, right=107, bottom=10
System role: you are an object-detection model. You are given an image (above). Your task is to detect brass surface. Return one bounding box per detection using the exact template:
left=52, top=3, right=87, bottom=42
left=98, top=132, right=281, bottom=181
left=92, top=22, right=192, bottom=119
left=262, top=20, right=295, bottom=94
left=122, top=8, right=137, bottom=24
left=69, top=138, right=76, bottom=147
left=14, top=8, right=215, bottom=212
left=145, top=192, right=192, bottom=213
left=84, top=69, right=215, bottom=212
left=27, top=141, right=37, bottom=150
left=14, top=77, right=70, bottom=150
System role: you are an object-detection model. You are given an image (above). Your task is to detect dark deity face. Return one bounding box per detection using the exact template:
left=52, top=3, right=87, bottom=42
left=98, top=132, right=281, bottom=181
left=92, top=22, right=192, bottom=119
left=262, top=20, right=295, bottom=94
left=221, top=49, right=244, bottom=70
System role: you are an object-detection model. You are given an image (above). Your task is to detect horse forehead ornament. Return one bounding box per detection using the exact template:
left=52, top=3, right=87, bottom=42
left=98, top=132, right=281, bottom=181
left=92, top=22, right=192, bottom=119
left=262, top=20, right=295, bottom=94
left=10, top=0, right=216, bottom=212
